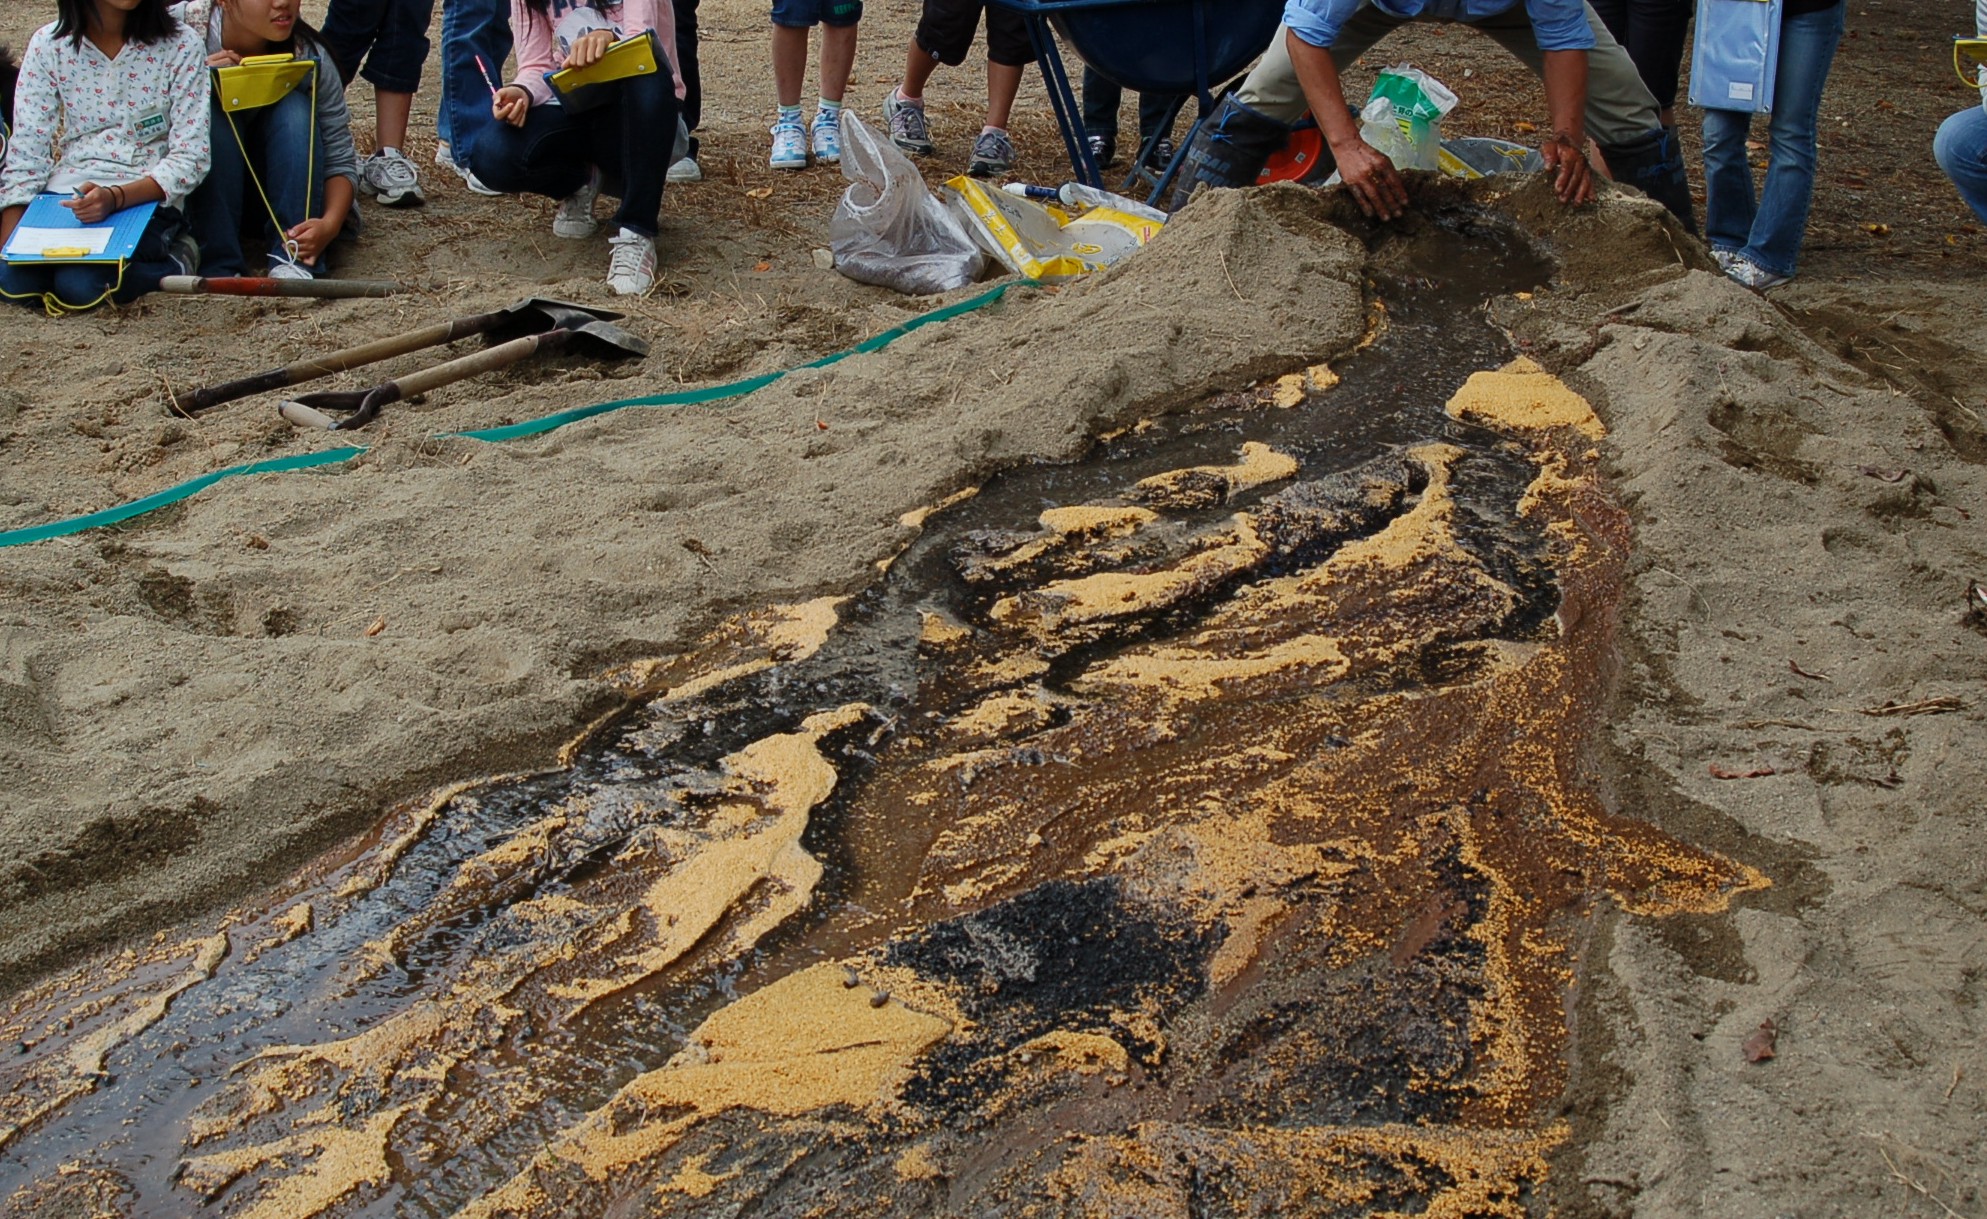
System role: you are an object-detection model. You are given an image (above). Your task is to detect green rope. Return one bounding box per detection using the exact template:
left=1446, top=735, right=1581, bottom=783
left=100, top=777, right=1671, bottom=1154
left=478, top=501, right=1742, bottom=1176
left=0, top=280, right=1030, bottom=550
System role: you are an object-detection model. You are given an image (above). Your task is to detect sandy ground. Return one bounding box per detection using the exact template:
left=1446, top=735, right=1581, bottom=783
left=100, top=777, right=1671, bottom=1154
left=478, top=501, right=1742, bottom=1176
left=1, top=0, right=1985, bottom=1214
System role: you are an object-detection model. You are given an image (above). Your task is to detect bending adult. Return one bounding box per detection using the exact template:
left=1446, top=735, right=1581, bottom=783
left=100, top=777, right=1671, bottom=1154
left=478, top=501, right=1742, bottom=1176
left=1171, top=0, right=1694, bottom=229
left=1700, top=0, right=1845, bottom=290
left=1935, top=0, right=1987, bottom=223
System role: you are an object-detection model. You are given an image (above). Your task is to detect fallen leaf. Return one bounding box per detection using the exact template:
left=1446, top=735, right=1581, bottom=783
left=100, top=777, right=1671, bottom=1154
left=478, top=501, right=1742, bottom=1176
left=1863, top=223, right=1891, bottom=237
left=753, top=261, right=772, bottom=272
left=1513, top=121, right=1536, bottom=134
left=745, top=186, right=773, bottom=200
left=1709, top=762, right=1779, bottom=779
left=682, top=538, right=714, bottom=557
left=1857, top=464, right=1909, bottom=482
left=364, top=617, right=386, bottom=637
left=244, top=533, right=269, bottom=550
left=1787, top=659, right=1831, bottom=681
left=815, top=419, right=829, bottom=430
left=1743, top=1018, right=1778, bottom=1063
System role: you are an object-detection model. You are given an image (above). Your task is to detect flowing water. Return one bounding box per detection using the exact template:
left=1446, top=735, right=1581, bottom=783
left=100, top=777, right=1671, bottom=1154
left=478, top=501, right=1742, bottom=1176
left=0, top=215, right=1764, bottom=1219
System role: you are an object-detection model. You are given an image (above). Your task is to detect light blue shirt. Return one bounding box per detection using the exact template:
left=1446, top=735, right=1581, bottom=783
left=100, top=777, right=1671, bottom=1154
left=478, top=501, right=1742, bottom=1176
left=1283, top=0, right=1597, bottom=52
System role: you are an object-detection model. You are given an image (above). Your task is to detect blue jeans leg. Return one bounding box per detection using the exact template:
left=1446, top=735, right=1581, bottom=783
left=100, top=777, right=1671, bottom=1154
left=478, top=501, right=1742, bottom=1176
left=440, top=0, right=512, bottom=165
left=190, top=95, right=253, bottom=276
left=257, top=87, right=325, bottom=267
left=1935, top=105, right=1987, bottom=225
left=1702, top=3, right=1844, bottom=278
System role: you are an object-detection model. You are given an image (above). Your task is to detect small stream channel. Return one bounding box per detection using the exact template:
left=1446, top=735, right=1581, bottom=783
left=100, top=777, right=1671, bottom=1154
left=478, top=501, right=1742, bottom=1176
left=0, top=213, right=1636, bottom=1219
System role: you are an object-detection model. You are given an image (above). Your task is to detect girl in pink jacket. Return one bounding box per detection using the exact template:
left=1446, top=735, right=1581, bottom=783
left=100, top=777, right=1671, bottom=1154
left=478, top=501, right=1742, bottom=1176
left=468, top=0, right=684, bottom=295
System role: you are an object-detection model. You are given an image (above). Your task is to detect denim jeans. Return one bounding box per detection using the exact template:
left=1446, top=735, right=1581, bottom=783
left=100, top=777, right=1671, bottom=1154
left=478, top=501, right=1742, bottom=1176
left=1080, top=67, right=1182, bottom=148
left=467, top=66, right=680, bottom=237
left=437, top=0, right=512, bottom=162
left=0, top=210, right=185, bottom=311
left=1700, top=2, right=1845, bottom=279
left=1935, top=103, right=1987, bottom=225
left=188, top=90, right=328, bottom=275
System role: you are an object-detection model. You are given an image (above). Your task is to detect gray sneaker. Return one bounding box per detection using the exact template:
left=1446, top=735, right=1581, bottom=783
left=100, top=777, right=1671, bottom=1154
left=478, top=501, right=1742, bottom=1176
left=967, top=129, right=1014, bottom=178
left=884, top=90, right=934, bottom=156
left=1725, top=255, right=1790, bottom=291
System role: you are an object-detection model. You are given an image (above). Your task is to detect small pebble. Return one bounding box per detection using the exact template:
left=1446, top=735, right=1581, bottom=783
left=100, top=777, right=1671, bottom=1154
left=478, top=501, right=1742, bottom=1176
left=842, top=966, right=860, bottom=989
left=869, top=990, right=890, bottom=1008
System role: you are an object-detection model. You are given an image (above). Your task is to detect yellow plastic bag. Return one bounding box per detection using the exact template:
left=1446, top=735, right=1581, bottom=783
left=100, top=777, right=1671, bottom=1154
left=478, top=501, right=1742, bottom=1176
left=943, top=176, right=1162, bottom=282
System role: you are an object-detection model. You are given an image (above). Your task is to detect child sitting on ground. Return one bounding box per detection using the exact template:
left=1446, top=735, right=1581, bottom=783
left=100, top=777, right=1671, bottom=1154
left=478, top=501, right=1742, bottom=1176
left=175, top=0, right=359, bottom=278
left=0, top=0, right=211, bottom=312
left=765, top=0, right=859, bottom=170
left=321, top=0, right=435, bottom=206
left=468, top=0, right=684, bottom=296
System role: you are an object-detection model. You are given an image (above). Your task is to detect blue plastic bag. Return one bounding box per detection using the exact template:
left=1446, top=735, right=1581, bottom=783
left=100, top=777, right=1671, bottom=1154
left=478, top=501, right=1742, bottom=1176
left=1689, top=0, right=1782, bottom=113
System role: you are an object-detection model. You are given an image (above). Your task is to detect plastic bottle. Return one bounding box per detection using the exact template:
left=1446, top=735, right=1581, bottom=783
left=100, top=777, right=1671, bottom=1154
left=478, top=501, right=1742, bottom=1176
left=1000, top=181, right=1167, bottom=224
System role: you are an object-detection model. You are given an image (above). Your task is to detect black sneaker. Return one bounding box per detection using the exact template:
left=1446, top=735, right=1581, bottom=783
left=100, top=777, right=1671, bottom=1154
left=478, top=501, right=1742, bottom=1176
left=1085, top=132, right=1117, bottom=169
left=1144, top=137, right=1177, bottom=170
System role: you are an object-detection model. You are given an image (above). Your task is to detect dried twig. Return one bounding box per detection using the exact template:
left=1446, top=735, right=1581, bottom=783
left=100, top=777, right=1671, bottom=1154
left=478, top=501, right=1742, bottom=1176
left=1857, top=696, right=1964, bottom=718
left=1217, top=250, right=1247, bottom=304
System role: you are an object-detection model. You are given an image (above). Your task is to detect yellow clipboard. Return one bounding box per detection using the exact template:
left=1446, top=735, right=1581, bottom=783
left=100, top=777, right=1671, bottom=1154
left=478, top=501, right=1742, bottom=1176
left=1958, top=38, right=1987, bottom=87
left=547, top=31, right=660, bottom=106
left=213, top=53, right=317, bottom=113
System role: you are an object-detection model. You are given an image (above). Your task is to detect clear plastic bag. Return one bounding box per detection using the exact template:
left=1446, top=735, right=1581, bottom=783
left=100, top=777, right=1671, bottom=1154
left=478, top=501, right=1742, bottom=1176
left=830, top=112, right=985, bottom=295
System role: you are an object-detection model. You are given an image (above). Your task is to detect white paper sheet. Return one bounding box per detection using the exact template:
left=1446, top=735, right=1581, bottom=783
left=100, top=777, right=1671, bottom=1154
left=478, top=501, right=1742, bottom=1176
left=5, top=226, right=114, bottom=257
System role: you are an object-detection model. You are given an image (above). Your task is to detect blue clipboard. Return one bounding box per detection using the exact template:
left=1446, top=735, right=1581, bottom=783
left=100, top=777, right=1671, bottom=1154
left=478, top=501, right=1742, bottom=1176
left=2, top=193, right=158, bottom=264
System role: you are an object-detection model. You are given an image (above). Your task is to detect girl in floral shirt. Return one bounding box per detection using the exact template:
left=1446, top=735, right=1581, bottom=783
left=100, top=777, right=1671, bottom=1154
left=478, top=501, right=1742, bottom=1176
left=0, top=0, right=212, bottom=312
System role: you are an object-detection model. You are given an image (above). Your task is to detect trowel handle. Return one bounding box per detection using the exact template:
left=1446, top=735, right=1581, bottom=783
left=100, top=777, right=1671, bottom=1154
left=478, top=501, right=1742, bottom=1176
left=387, top=329, right=576, bottom=398
left=181, top=311, right=509, bottom=413
left=159, top=275, right=404, bottom=298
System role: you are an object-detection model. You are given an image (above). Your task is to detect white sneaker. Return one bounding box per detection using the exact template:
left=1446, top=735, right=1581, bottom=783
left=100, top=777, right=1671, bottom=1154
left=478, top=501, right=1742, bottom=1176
left=268, top=259, right=314, bottom=280
left=667, top=155, right=703, bottom=184
left=359, top=148, right=425, bottom=207
left=554, top=168, right=601, bottom=239
left=606, top=227, right=656, bottom=296
left=769, top=117, right=808, bottom=170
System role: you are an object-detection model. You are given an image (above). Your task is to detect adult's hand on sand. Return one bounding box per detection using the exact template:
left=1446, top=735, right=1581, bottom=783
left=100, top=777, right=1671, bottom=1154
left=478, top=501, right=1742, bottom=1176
left=493, top=85, right=531, bottom=127
left=1333, top=139, right=1409, bottom=220
left=1541, top=135, right=1595, bottom=206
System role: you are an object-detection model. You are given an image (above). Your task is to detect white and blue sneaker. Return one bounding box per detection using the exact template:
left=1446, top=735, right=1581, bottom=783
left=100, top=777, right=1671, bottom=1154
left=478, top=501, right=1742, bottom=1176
left=770, top=117, right=808, bottom=170
left=812, top=108, right=843, bottom=164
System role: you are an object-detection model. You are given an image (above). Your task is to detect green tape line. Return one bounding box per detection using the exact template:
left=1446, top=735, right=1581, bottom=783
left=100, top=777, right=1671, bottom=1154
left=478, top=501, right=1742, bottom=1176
left=0, top=280, right=1030, bottom=550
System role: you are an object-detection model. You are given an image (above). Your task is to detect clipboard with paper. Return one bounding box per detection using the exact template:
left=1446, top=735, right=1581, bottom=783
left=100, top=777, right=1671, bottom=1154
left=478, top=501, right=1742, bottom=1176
left=546, top=31, right=661, bottom=112
left=212, top=53, right=316, bottom=113
left=2, top=194, right=159, bottom=264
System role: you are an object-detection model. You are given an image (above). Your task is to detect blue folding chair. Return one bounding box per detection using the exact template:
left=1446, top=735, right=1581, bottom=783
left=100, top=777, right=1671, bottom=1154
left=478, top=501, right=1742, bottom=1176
left=989, top=0, right=1285, bottom=201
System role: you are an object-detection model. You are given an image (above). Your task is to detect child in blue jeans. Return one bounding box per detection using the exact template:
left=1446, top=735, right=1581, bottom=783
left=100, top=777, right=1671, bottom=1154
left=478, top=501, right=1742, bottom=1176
left=322, top=0, right=435, bottom=206
left=767, top=0, right=859, bottom=169
left=176, top=0, right=359, bottom=277
left=0, top=0, right=210, bottom=312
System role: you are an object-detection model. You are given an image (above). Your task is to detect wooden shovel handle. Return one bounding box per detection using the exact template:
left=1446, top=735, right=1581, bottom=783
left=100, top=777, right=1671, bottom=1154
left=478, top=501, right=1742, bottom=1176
left=388, top=329, right=576, bottom=398
left=182, top=312, right=509, bottom=414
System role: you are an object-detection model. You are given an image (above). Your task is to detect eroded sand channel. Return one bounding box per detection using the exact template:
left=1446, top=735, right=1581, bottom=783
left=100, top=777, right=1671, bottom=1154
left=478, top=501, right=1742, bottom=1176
left=2, top=217, right=1764, bottom=1218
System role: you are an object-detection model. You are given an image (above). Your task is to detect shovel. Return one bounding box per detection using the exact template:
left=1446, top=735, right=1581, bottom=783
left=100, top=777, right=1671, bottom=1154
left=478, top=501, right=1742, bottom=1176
left=180, top=298, right=628, bottom=415
left=278, top=315, right=649, bottom=431
left=160, top=274, right=404, bottom=299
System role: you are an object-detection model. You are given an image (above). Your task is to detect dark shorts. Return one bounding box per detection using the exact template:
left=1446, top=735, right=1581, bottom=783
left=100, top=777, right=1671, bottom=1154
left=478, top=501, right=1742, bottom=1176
left=915, top=0, right=1032, bottom=68
left=321, top=0, right=437, bottom=93
left=771, top=0, right=863, bottom=29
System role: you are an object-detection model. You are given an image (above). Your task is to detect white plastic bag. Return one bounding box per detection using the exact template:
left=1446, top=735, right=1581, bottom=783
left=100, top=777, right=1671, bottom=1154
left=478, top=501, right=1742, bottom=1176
left=830, top=112, right=985, bottom=295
